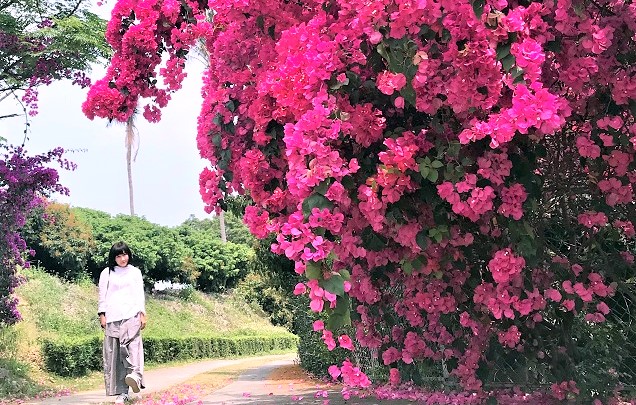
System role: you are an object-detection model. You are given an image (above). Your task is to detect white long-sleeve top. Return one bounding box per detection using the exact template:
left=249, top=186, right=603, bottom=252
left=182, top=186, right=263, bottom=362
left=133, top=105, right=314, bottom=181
left=98, top=265, right=146, bottom=323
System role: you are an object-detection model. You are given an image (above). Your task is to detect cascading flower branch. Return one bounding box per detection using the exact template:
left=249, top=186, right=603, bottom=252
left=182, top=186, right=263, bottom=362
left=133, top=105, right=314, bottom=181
left=0, top=145, right=73, bottom=326
left=84, top=0, right=636, bottom=401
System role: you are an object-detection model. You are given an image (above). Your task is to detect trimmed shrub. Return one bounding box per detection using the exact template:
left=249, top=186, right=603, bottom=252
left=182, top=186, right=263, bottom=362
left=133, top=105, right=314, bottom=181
left=42, top=336, right=102, bottom=377
left=42, top=333, right=298, bottom=377
left=293, top=306, right=348, bottom=378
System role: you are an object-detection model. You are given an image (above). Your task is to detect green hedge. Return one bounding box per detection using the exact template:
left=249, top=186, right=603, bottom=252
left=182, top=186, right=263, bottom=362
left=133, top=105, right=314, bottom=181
left=42, top=336, right=103, bottom=377
left=293, top=307, right=349, bottom=378
left=42, top=334, right=299, bottom=377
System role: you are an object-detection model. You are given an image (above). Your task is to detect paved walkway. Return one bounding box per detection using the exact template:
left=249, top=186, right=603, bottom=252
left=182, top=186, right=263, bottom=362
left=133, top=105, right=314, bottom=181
left=23, top=353, right=413, bottom=405
left=198, top=358, right=413, bottom=405
left=23, top=354, right=293, bottom=405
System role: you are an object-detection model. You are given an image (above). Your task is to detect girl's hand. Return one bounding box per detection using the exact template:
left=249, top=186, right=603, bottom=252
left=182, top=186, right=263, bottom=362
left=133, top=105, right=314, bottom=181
left=100, top=314, right=107, bottom=329
left=139, top=312, right=147, bottom=330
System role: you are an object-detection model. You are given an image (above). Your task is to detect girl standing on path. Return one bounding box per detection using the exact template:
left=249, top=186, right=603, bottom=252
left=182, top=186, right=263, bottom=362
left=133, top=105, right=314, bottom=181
left=98, top=241, right=147, bottom=404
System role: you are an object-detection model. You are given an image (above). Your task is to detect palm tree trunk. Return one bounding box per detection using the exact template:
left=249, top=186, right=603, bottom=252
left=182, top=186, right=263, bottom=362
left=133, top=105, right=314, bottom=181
left=219, top=210, right=227, bottom=242
left=126, top=140, right=135, bottom=216
left=125, top=115, right=136, bottom=216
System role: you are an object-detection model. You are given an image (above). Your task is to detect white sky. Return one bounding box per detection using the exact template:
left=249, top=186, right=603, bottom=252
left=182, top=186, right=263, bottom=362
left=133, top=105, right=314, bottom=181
left=0, top=5, right=212, bottom=227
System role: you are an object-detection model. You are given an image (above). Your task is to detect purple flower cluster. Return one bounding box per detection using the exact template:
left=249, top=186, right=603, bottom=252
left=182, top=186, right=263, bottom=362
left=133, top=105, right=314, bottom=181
left=0, top=144, right=73, bottom=326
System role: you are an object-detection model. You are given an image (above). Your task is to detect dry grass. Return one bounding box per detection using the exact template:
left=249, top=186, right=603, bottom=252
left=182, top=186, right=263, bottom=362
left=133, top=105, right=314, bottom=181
left=184, top=356, right=281, bottom=388
left=264, top=363, right=343, bottom=394
left=265, top=364, right=323, bottom=389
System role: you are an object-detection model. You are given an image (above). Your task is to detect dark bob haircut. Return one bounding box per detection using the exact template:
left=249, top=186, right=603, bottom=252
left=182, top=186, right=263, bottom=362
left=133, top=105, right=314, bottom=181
left=108, top=241, right=133, bottom=271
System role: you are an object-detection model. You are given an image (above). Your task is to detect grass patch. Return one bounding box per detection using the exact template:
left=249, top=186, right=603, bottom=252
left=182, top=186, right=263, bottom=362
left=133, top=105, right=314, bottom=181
left=16, top=267, right=286, bottom=340
left=0, top=358, right=48, bottom=399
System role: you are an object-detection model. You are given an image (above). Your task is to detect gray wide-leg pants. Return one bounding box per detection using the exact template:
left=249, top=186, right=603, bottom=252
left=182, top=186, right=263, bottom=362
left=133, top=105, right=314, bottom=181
left=103, top=315, right=145, bottom=396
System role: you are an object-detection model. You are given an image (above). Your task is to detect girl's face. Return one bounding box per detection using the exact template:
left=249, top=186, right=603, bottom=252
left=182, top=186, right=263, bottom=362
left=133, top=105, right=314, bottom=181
left=115, top=253, right=129, bottom=267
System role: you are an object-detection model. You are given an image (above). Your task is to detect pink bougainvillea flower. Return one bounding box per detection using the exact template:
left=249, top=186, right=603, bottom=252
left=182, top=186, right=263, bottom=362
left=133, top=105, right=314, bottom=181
left=293, top=283, right=306, bottom=295
left=376, top=71, right=407, bottom=95
left=328, top=365, right=341, bottom=380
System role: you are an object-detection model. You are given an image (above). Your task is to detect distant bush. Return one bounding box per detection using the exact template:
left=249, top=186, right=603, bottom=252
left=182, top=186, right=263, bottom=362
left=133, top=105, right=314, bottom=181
left=73, top=208, right=192, bottom=286
left=177, top=285, right=196, bottom=301
left=23, top=203, right=95, bottom=281
left=236, top=273, right=296, bottom=330
left=176, top=214, right=256, bottom=247
left=71, top=208, right=256, bottom=292
left=42, top=333, right=298, bottom=376
left=187, top=234, right=254, bottom=293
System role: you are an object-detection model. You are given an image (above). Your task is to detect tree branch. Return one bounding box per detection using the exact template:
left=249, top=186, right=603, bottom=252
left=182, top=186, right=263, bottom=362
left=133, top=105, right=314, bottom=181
left=0, top=0, right=18, bottom=12
left=54, top=0, right=85, bottom=19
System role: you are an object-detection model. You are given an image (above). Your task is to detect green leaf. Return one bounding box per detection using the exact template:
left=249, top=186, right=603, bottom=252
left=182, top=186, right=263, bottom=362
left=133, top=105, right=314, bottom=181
left=572, top=0, right=585, bottom=17
left=496, top=43, right=511, bottom=60
left=544, top=39, right=561, bottom=53
left=416, top=231, right=429, bottom=250
left=339, top=269, right=351, bottom=281
left=420, top=165, right=430, bottom=179
left=362, top=228, right=388, bottom=251
left=510, top=66, right=525, bottom=83
left=211, top=133, right=222, bottom=148
left=412, top=256, right=427, bottom=270
left=305, top=261, right=322, bottom=280
left=629, top=99, right=636, bottom=119
left=447, top=142, right=461, bottom=157
left=314, top=179, right=331, bottom=195
left=302, top=193, right=333, bottom=218
left=516, top=237, right=537, bottom=258
left=333, top=294, right=351, bottom=315
left=376, top=42, right=390, bottom=62
left=400, top=83, right=416, bottom=107
left=501, top=54, right=515, bottom=71
left=321, top=274, right=345, bottom=296
left=471, top=0, right=485, bottom=19
left=427, top=169, right=439, bottom=182
left=327, top=309, right=351, bottom=330
left=523, top=221, right=535, bottom=239
left=225, top=100, right=236, bottom=112
left=431, top=160, right=444, bottom=169
left=341, top=175, right=355, bottom=190
left=402, top=261, right=414, bottom=275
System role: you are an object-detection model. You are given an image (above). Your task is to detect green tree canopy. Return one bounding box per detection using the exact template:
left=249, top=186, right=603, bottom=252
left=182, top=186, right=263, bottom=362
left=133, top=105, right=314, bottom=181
left=177, top=213, right=255, bottom=247
left=23, top=202, right=95, bottom=280
left=1, top=0, right=110, bottom=115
